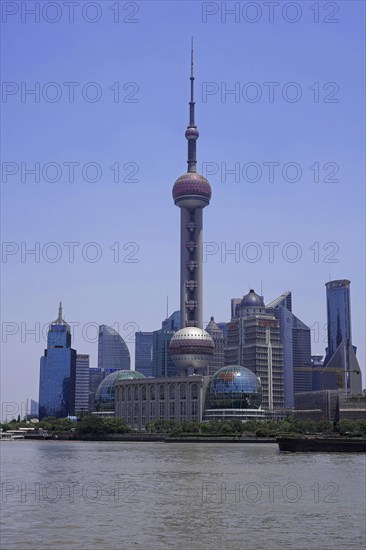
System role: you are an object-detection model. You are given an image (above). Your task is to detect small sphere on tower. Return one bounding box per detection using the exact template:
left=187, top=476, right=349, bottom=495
left=185, top=127, right=199, bottom=140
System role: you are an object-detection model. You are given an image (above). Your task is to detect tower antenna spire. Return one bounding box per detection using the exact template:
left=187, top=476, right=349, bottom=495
left=58, top=301, right=62, bottom=322
left=186, top=37, right=198, bottom=173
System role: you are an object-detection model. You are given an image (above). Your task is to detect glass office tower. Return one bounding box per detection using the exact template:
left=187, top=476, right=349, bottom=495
left=39, top=304, right=76, bottom=419
left=323, top=280, right=362, bottom=394
left=98, top=325, right=131, bottom=371
left=135, top=331, right=153, bottom=377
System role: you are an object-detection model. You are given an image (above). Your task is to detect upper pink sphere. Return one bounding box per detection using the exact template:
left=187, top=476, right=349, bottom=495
left=172, top=172, right=212, bottom=207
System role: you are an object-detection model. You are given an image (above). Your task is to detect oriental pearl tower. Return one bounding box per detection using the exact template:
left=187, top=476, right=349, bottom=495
left=169, top=43, right=214, bottom=376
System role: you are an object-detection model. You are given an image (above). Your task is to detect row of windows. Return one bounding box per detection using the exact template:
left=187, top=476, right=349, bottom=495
left=119, top=400, right=199, bottom=421
left=117, top=383, right=199, bottom=402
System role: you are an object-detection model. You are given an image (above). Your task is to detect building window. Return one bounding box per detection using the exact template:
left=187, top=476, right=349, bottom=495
left=180, top=384, right=186, bottom=400
left=191, top=383, right=198, bottom=400
left=150, top=385, right=156, bottom=400
left=169, top=384, right=176, bottom=400
left=191, top=401, right=198, bottom=418
left=149, top=402, right=156, bottom=419
left=159, top=402, right=165, bottom=418
left=169, top=402, right=175, bottom=419
left=127, top=387, right=132, bottom=401
left=180, top=401, right=186, bottom=420
left=142, top=386, right=146, bottom=401
left=159, top=385, right=165, bottom=400
left=134, top=386, right=139, bottom=401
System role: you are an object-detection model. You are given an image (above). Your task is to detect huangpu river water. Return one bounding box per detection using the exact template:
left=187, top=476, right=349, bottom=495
left=1, top=441, right=365, bottom=550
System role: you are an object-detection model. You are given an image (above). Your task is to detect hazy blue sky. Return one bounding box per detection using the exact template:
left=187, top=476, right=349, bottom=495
left=1, top=0, right=365, bottom=418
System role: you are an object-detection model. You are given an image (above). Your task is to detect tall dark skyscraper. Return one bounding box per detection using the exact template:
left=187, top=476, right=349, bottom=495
left=39, top=303, right=76, bottom=419
left=98, top=325, right=130, bottom=371
left=169, top=43, right=214, bottom=375
left=152, top=329, right=178, bottom=378
left=323, top=280, right=362, bottom=394
left=152, top=311, right=181, bottom=378
left=135, top=331, right=153, bottom=377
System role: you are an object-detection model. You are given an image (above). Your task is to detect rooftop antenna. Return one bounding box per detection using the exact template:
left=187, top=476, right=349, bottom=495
left=57, top=301, right=63, bottom=322
left=187, top=37, right=197, bottom=173
left=260, top=280, right=263, bottom=298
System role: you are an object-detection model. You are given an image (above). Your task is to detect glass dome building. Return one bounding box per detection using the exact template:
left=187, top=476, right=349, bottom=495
left=204, top=365, right=264, bottom=421
left=95, top=370, right=145, bottom=412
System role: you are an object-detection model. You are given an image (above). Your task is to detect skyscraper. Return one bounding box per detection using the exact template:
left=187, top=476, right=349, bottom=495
left=162, top=310, right=180, bottom=331
left=39, top=303, right=76, bottom=419
left=311, top=355, right=324, bottom=391
left=24, top=398, right=39, bottom=419
left=225, top=289, right=284, bottom=412
left=205, top=317, right=225, bottom=376
left=323, top=280, right=362, bottom=394
left=152, top=311, right=181, bottom=378
left=152, top=329, right=178, bottom=378
left=74, top=354, right=90, bottom=414
left=135, top=331, right=153, bottom=377
left=266, top=291, right=312, bottom=407
left=169, top=43, right=214, bottom=375
left=89, top=367, right=105, bottom=412
left=98, top=325, right=130, bottom=371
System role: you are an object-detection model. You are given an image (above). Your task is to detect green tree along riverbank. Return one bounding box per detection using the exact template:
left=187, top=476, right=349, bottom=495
left=2, top=416, right=365, bottom=438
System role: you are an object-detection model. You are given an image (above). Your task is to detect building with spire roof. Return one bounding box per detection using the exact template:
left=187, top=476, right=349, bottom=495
left=39, top=303, right=77, bottom=419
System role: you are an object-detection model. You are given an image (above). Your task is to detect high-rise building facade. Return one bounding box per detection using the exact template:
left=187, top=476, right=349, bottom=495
left=153, top=329, right=178, bottom=378
left=242, top=315, right=283, bottom=411
left=266, top=291, right=312, bottom=407
left=135, top=331, right=153, bottom=377
left=205, top=317, right=225, bottom=376
left=323, top=280, right=362, bottom=394
left=98, top=325, right=130, bottom=371
left=89, top=368, right=104, bottom=412
left=162, top=310, right=180, bottom=331
left=311, top=355, right=324, bottom=391
left=24, top=398, right=39, bottom=419
left=39, top=304, right=76, bottom=419
left=225, top=289, right=284, bottom=412
left=75, top=354, right=90, bottom=414
left=151, top=311, right=181, bottom=378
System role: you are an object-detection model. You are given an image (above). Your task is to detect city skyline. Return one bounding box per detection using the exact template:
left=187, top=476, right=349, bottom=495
left=2, top=1, right=365, bottom=412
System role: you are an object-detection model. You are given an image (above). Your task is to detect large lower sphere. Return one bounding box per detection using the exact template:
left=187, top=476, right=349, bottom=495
left=169, top=327, right=214, bottom=369
left=205, top=365, right=262, bottom=409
